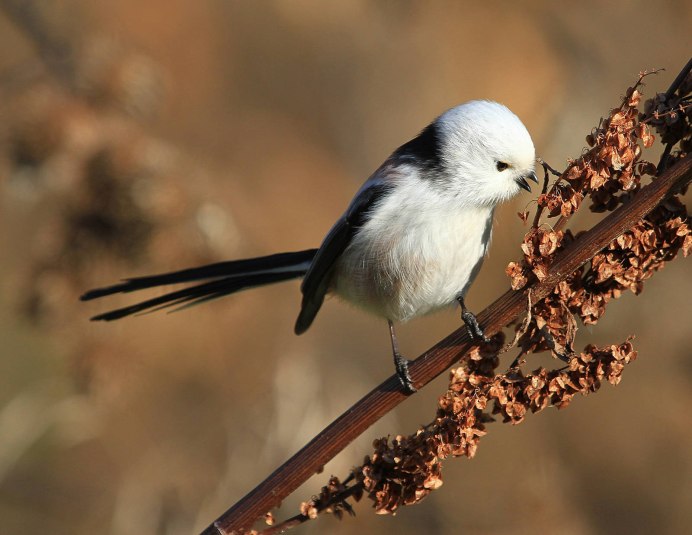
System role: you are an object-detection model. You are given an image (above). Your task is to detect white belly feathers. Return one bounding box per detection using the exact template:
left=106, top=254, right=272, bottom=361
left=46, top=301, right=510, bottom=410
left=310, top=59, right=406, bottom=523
left=332, top=179, right=494, bottom=322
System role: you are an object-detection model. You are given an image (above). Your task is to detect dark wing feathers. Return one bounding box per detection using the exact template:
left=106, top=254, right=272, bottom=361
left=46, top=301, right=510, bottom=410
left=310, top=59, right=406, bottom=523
left=393, top=121, right=442, bottom=172
left=294, top=120, right=440, bottom=333
left=294, top=182, right=392, bottom=334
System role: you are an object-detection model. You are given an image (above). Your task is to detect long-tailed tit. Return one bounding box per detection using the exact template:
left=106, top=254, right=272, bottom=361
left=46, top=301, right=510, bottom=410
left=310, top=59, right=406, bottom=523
left=82, top=100, right=538, bottom=393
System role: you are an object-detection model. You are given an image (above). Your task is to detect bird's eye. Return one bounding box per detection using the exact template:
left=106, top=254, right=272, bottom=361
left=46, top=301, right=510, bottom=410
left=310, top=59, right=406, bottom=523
left=496, top=161, right=509, bottom=172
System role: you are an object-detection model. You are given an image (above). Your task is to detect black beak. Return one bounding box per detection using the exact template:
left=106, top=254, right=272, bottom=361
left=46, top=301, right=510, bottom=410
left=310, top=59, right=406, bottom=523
left=516, top=171, right=538, bottom=192
left=516, top=176, right=532, bottom=192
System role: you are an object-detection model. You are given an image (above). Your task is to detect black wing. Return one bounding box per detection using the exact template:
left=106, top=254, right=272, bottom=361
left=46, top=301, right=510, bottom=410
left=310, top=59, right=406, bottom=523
left=294, top=181, right=392, bottom=334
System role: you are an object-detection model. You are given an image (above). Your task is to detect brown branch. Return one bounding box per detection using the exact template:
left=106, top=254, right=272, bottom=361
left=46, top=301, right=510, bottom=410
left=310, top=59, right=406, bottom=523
left=200, top=153, right=692, bottom=534
left=664, top=57, right=692, bottom=100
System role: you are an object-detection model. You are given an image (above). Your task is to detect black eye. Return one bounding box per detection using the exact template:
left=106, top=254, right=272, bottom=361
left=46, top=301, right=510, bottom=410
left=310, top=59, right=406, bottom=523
left=496, top=161, right=509, bottom=171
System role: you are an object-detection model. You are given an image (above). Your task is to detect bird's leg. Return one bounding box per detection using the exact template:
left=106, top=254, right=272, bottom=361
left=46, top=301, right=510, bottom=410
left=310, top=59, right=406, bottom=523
left=388, top=320, right=417, bottom=394
left=457, top=296, right=490, bottom=343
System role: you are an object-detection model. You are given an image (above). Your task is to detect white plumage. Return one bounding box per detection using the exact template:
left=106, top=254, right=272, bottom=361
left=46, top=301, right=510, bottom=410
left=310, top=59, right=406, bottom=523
left=331, top=100, right=536, bottom=324
left=333, top=170, right=494, bottom=322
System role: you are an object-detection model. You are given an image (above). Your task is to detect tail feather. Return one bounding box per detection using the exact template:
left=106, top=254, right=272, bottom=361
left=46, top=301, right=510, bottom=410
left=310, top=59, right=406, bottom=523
left=81, top=249, right=317, bottom=301
left=82, top=249, right=317, bottom=321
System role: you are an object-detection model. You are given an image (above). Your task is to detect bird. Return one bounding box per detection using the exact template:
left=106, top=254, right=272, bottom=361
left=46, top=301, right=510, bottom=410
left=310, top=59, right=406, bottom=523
left=81, top=100, right=538, bottom=394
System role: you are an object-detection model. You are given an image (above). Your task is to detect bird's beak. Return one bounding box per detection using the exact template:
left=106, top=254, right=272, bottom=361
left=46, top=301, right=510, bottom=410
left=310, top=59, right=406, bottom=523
left=516, top=170, right=538, bottom=192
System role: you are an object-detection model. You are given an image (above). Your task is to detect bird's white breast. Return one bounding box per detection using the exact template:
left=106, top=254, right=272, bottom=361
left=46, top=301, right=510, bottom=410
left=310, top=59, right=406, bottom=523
left=332, top=176, right=493, bottom=322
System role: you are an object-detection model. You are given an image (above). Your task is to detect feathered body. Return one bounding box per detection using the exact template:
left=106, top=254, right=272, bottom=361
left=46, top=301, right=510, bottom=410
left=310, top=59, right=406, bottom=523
left=333, top=169, right=494, bottom=322
left=82, top=100, right=537, bottom=391
left=324, top=100, right=536, bottom=323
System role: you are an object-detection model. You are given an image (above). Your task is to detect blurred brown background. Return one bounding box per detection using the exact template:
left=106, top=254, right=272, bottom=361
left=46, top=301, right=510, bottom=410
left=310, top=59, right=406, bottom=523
left=0, top=2, right=690, bottom=534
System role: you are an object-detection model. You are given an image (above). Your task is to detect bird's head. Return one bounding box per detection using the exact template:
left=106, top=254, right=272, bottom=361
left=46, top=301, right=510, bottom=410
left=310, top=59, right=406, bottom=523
left=435, top=100, right=537, bottom=206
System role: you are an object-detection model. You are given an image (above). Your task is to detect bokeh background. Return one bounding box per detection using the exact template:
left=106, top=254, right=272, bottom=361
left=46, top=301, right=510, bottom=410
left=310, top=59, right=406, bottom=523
left=0, top=2, right=690, bottom=534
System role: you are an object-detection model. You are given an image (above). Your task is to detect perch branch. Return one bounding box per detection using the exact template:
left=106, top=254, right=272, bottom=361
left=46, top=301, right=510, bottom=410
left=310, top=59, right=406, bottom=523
left=201, top=153, right=692, bottom=534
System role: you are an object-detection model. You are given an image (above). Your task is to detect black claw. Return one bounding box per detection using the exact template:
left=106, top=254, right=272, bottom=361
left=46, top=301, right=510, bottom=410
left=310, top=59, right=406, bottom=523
left=461, top=310, right=490, bottom=343
left=394, top=352, right=417, bottom=394
left=388, top=320, right=416, bottom=394
left=457, top=296, right=490, bottom=343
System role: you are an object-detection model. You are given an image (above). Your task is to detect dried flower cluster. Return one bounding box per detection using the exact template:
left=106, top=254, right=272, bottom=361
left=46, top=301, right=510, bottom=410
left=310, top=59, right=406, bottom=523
left=507, top=80, right=659, bottom=295
left=506, top=70, right=691, bottom=360
left=292, top=336, right=637, bottom=521
left=513, top=189, right=689, bottom=358
left=299, top=476, right=356, bottom=521
left=362, top=337, right=636, bottom=512
left=269, top=66, right=691, bottom=532
left=356, top=339, right=501, bottom=514
left=643, top=69, right=692, bottom=162
left=489, top=339, right=637, bottom=422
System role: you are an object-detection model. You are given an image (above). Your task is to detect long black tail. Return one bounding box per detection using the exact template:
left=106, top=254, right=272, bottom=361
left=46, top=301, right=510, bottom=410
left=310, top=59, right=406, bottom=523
left=81, top=249, right=317, bottom=321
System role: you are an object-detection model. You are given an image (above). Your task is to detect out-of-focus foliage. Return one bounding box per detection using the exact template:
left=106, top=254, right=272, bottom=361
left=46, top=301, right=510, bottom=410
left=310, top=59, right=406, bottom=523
left=0, top=2, right=690, bottom=535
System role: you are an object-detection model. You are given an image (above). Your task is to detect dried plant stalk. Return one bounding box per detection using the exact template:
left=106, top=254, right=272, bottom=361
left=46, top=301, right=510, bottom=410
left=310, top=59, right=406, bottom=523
left=202, top=63, right=692, bottom=535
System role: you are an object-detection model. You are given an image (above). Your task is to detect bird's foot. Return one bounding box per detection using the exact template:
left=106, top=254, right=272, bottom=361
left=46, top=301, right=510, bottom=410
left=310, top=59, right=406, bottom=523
left=457, top=296, right=490, bottom=343
left=461, top=309, right=491, bottom=343
left=393, top=351, right=417, bottom=394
